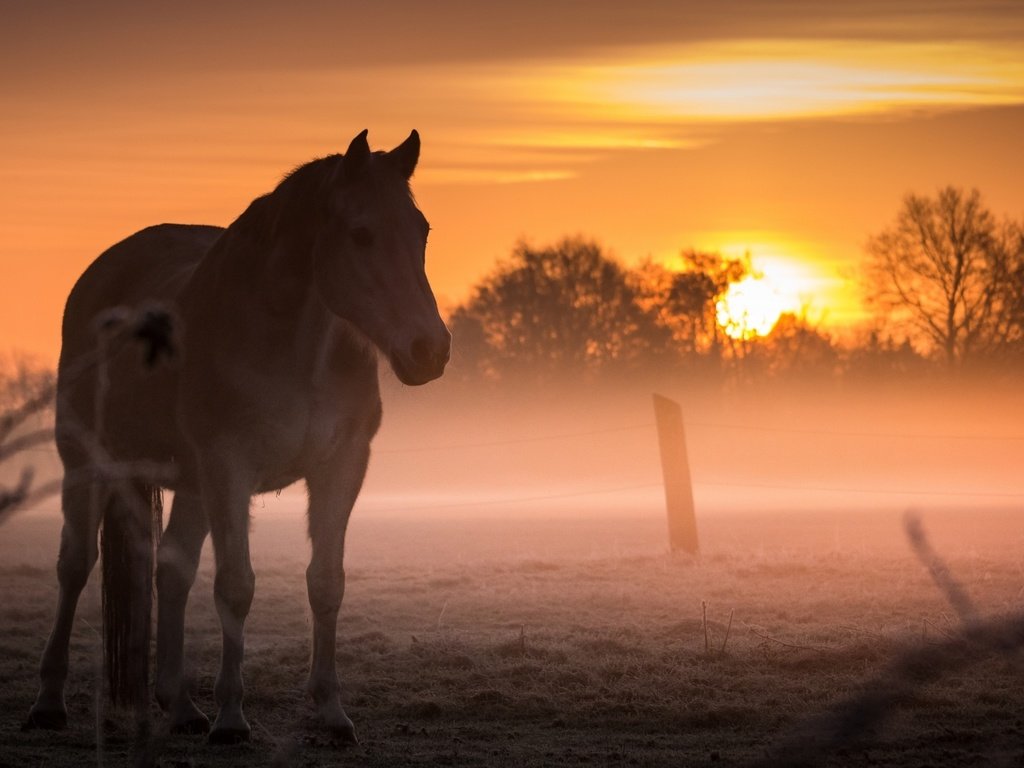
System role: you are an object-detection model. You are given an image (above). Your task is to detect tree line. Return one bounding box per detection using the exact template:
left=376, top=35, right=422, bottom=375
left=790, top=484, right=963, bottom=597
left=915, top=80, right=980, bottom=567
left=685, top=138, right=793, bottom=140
left=447, top=186, right=1024, bottom=386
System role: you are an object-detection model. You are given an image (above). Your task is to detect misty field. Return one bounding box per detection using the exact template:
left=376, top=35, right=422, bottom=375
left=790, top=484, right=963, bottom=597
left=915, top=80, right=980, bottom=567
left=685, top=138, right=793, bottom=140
left=2, top=504, right=1023, bottom=767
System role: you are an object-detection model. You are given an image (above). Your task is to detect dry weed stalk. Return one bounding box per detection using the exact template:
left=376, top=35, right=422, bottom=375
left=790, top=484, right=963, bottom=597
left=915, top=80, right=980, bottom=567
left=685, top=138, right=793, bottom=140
left=702, top=600, right=709, bottom=655
left=699, top=602, right=735, bottom=658
left=744, top=624, right=827, bottom=654
left=1, top=309, right=177, bottom=524
left=748, top=510, right=1024, bottom=768
left=903, top=509, right=978, bottom=622
left=6, top=309, right=181, bottom=768
left=720, top=608, right=734, bottom=655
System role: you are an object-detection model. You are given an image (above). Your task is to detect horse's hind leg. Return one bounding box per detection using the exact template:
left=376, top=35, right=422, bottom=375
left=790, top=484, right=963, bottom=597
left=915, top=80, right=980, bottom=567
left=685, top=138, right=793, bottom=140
left=155, top=487, right=210, bottom=734
left=304, top=440, right=370, bottom=744
left=26, top=476, right=102, bottom=729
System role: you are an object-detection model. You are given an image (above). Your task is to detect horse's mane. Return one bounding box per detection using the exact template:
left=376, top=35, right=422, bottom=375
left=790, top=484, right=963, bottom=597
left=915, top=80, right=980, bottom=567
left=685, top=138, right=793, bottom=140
left=224, top=150, right=414, bottom=251
left=231, top=155, right=340, bottom=238
left=279, top=154, right=341, bottom=193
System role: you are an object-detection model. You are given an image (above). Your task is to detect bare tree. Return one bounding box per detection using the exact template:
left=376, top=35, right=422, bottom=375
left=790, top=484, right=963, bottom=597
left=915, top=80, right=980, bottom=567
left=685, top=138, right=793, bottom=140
left=0, top=358, right=56, bottom=523
left=865, top=187, right=1020, bottom=369
left=994, top=218, right=1024, bottom=362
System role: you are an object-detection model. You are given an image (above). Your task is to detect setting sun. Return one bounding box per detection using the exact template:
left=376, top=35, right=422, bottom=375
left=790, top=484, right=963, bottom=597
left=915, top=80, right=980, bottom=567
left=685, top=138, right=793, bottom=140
left=716, top=274, right=793, bottom=339
left=672, top=236, right=841, bottom=340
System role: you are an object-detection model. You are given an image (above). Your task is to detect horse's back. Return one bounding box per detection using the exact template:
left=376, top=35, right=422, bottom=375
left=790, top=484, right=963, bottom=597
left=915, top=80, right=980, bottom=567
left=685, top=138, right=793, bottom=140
left=57, top=224, right=224, bottom=468
left=62, top=224, right=222, bottom=347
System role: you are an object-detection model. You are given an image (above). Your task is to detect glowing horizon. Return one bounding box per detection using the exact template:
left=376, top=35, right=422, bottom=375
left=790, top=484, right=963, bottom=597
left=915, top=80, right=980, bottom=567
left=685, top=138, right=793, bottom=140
left=2, top=2, right=1023, bottom=361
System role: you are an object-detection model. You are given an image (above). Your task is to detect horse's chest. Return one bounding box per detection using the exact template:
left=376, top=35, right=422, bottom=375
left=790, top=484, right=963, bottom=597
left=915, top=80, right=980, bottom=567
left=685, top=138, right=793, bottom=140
left=254, top=384, right=378, bottom=490
left=301, top=398, right=352, bottom=455
left=268, top=398, right=344, bottom=462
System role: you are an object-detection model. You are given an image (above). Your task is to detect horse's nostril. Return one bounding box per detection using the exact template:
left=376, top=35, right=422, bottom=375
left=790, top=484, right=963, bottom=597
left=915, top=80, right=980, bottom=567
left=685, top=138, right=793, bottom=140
left=410, top=336, right=434, bottom=368
left=410, top=335, right=450, bottom=370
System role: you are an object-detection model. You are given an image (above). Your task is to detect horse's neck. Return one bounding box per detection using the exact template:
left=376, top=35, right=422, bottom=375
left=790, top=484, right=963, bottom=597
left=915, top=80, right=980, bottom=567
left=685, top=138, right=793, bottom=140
left=180, top=199, right=333, bottom=364
left=179, top=165, right=380, bottom=384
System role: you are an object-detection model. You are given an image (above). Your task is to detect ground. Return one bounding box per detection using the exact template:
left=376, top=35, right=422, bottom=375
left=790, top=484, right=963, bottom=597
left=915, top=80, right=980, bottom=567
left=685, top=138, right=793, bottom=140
left=1, top=505, right=1022, bottom=767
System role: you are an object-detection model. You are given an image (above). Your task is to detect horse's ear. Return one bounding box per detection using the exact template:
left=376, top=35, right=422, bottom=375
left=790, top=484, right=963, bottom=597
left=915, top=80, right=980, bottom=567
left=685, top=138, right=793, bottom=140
left=344, top=129, right=370, bottom=177
left=389, top=130, right=420, bottom=180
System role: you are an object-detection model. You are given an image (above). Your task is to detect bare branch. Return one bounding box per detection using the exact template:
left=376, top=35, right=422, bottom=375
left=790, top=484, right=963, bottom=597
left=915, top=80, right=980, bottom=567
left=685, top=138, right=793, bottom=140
left=0, top=467, right=34, bottom=525
left=0, top=427, right=55, bottom=464
left=0, top=379, right=55, bottom=443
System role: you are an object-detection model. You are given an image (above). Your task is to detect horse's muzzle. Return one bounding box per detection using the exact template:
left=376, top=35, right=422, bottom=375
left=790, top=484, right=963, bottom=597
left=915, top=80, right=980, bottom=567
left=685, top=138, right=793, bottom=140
left=391, top=330, right=451, bottom=385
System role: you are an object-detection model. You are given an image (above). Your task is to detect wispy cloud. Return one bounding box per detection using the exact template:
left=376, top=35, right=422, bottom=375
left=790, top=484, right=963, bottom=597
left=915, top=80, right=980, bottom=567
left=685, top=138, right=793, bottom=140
left=493, top=39, right=1024, bottom=125
left=383, top=37, right=1021, bottom=183
left=420, top=168, right=577, bottom=185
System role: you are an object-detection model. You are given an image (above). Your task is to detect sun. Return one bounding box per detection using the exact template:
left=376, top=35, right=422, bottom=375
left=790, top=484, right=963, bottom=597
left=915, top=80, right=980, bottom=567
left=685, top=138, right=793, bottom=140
left=683, top=238, right=828, bottom=341
left=665, top=234, right=854, bottom=343
left=716, top=275, right=793, bottom=340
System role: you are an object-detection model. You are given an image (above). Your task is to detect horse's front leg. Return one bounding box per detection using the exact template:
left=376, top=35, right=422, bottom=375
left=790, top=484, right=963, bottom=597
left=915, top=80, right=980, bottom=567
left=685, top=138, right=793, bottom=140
left=304, top=438, right=371, bottom=743
left=200, top=454, right=257, bottom=744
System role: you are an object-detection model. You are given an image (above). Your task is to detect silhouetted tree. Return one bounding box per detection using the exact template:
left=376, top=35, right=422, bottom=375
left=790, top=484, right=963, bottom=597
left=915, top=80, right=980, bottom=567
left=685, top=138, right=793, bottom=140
left=865, top=187, right=1022, bottom=369
left=843, top=330, right=931, bottom=382
left=632, top=250, right=749, bottom=361
left=736, top=312, right=839, bottom=382
left=995, top=219, right=1024, bottom=365
left=448, top=237, right=670, bottom=381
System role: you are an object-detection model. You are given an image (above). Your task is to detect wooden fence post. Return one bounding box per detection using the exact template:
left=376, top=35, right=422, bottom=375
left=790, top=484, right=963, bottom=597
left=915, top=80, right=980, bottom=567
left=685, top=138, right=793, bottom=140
left=652, top=393, right=699, bottom=554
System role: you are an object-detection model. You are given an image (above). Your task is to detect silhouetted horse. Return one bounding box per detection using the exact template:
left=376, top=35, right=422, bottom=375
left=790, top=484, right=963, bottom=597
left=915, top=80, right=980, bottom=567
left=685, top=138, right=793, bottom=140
left=27, top=131, right=450, bottom=743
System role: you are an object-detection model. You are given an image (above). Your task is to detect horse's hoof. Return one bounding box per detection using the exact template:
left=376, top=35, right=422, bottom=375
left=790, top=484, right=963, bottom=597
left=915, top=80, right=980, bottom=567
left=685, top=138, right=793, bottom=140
left=171, top=713, right=211, bottom=735
left=328, top=722, right=359, bottom=746
left=317, top=700, right=358, bottom=745
left=209, top=725, right=251, bottom=745
left=22, top=708, right=67, bottom=731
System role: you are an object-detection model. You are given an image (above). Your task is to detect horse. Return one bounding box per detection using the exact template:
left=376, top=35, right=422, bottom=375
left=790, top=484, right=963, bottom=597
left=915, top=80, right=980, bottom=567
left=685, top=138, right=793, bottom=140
left=26, top=130, right=450, bottom=744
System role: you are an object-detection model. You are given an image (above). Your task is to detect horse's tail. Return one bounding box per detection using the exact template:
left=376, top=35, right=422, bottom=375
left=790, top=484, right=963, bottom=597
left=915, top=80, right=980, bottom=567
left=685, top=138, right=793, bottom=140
left=101, top=483, right=163, bottom=708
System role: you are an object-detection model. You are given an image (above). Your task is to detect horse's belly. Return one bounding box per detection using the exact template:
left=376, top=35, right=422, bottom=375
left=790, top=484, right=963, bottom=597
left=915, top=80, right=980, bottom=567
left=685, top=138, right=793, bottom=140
left=252, top=420, right=354, bottom=493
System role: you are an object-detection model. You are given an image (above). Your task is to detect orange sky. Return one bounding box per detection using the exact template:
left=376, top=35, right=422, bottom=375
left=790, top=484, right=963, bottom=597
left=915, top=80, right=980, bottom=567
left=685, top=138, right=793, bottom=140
left=3, top=1, right=1024, bottom=362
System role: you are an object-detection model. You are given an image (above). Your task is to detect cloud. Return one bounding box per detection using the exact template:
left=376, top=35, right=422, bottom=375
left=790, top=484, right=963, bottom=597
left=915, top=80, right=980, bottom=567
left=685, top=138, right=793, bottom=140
left=487, top=39, right=1024, bottom=125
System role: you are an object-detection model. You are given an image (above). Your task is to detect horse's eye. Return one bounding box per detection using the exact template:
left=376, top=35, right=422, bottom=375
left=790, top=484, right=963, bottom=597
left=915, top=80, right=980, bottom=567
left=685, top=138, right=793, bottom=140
left=350, top=226, right=374, bottom=248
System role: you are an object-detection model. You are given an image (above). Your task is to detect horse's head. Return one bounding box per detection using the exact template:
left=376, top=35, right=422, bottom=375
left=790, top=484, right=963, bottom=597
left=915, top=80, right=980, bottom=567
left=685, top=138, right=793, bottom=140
left=313, top=130, right=451, bottom=386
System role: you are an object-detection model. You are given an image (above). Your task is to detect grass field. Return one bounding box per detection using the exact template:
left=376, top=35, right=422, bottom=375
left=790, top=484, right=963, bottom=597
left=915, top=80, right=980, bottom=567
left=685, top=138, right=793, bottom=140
left=2, top=503, right=1023, bottom=767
